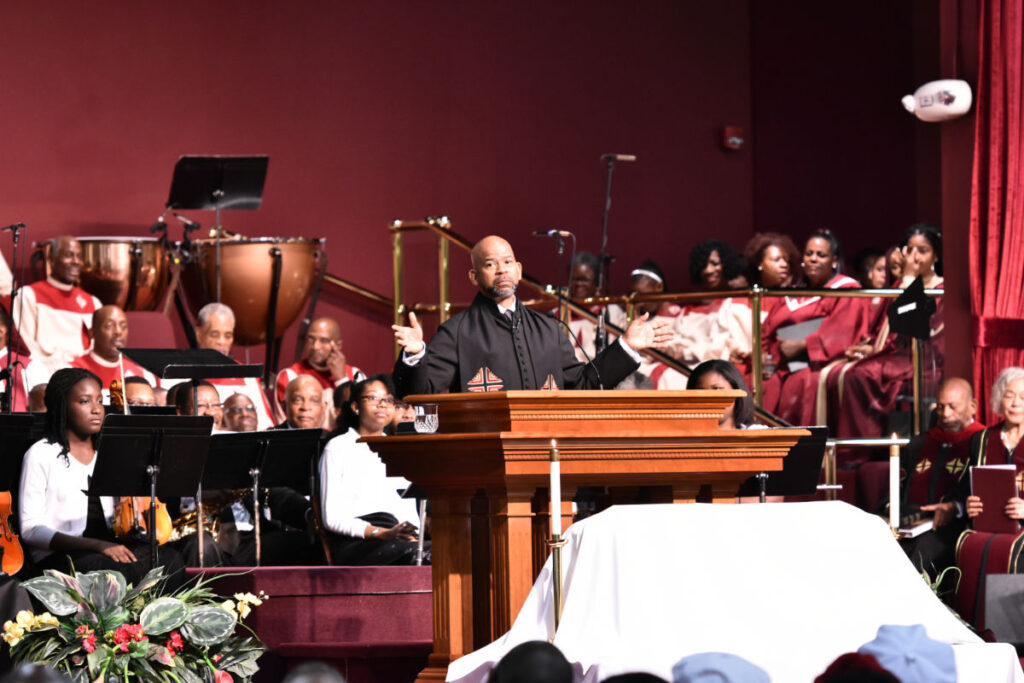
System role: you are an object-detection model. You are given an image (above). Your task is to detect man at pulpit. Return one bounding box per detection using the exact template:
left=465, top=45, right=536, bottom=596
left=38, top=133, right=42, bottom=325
left=391, top=235, right=673, bottom=396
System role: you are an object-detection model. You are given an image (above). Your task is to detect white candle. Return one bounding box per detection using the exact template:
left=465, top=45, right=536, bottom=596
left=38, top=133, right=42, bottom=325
left=889, top=434, right=900, bottom=529
left=550, top=439, right=561, bottom=537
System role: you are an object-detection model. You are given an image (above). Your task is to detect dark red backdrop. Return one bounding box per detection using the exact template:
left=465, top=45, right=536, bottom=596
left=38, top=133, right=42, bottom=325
left=0, top=2, right=973, bottom=378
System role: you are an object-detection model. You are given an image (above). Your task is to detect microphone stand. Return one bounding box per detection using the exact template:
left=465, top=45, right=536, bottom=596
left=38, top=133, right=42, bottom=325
left=1, top=223, right=25, bottom=414
left=597, top=157, right=617, bottom=295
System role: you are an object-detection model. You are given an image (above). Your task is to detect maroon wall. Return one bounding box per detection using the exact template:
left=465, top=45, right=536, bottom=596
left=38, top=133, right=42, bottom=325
left=1, top=2, right=961, bottom=380
left=0, top=1, right=754, bottom=373
left=750, top=3, right=923, bottom=257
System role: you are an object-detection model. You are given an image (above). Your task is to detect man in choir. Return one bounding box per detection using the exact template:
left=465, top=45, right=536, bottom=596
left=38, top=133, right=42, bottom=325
left=174, top=380, right=224, bottom=429
left=274, top=317, right=364, bottom=427
left=192, top=303, right=274, bottom=429
left=123, top=376, right=156, bottom=407
left=71, top=306, right=155, bottom=399
left=277, top=375, right=326, bottom=430
left=12, top=236, right=103, bottom=372
left=565, top=251, right=615, bottom=362
left=222, top=393, right=259, bottom=432
left=899, top=377, right=983, bottom=576
left=392, top=235, right=671, bottom=395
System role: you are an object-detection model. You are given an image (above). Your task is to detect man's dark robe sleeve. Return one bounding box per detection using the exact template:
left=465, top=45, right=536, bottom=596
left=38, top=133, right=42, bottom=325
left=393, top=318, right=461, bottom=397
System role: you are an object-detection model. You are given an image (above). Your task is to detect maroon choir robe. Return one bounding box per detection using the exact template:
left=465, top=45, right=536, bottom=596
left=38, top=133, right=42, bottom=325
left=828, top=280, right=944, bottom=444
left=760, top=273, right=868, bottom=426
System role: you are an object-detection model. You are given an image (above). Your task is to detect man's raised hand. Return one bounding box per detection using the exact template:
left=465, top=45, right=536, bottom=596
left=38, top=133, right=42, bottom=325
left=621, top=312, right=674, bottom=351
left=392, top=311, right=425, bottom=355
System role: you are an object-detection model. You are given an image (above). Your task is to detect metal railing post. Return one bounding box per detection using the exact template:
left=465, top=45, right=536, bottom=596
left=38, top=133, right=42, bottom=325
left=751, top=285, right=763, bottom=408
left=392, top=222, right=404, bottom=357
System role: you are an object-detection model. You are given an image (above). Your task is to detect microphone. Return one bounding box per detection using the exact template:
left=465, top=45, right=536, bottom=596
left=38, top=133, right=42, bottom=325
left=547, top=313, right=604, bottom=390
left=601, top=153, right=637, bottom=163
left=174, top=214, right=202, bottom=232
left=532, top=229, right=573, bottom=238
left=1, top=223, right=25, bottom=232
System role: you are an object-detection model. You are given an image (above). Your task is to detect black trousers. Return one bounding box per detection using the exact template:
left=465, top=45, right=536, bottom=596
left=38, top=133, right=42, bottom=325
left=33, top=543, right=187, bottom=592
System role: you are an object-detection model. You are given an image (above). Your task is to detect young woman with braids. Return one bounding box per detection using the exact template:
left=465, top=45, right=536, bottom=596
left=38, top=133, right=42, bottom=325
left=18, top=368, right=185, bottom=584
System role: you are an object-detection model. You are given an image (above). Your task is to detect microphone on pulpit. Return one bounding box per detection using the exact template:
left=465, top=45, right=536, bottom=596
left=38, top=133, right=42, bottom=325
left=548, top=313, right=604, bottom=390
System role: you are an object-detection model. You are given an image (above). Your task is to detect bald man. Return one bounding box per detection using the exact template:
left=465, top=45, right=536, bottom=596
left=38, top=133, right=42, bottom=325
left=274, top=316, right=364, bottom=424
left=71, top=305, right=156, bottom=399
left=12, top=236, right=102, bottom=372
left=277, top=374, right=326, bottom=430
left=898, top=377, right=983, bottom=576
left=392, top=235, right=673, bottom=395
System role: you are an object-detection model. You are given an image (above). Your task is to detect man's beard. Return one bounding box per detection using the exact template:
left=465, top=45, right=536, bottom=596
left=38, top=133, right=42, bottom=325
left=483, top=282, right=518, bottom=300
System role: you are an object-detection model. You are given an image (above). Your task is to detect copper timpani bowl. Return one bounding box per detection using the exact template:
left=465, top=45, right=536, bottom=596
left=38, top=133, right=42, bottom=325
left=179, top=237, right=324, bottom=346
left=33, top=236, right=171, bottom=311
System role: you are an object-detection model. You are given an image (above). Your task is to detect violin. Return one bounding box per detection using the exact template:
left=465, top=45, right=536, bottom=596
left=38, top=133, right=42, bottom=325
left=109, top=379, right=173, bottom=546
left=0, top=491, right=24, bottom=576
left=113, top=496, right=172, bottom=546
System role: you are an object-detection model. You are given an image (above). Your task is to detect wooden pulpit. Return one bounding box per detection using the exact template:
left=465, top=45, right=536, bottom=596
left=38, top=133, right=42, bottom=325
left=363, top=390, right=808, bottom=682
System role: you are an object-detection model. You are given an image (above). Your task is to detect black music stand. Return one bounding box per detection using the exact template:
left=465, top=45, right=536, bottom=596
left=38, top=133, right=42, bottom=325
left=204, top=429, right=322, bottom=566
left=89, top=414, right=213, bottom=565
left=120, top=348, right=261, bottom=565
left=736, top=426, right=829, bottom=500
left=165, top=155, right=269, bottom=303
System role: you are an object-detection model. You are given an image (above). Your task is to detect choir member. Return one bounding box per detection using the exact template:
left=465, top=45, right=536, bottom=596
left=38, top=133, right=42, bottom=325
left=71, top=305, right=156, bottom=399
left=11, top=237, right=102, bottom=372
left=760, top=229, right=869, bottom=426
left=963, top=367, right=1024, bottom=526
left=827, top=224, right=944, bottom=445
left=274, top=317, right=364, bottom=427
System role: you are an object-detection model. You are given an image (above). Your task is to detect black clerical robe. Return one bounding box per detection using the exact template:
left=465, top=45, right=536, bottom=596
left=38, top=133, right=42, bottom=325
left=394, top=293, right=640, bottom=397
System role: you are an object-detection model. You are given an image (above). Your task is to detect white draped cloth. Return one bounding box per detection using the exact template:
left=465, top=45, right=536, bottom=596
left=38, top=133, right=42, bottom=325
left=447, top=501, right=1024, bottom=682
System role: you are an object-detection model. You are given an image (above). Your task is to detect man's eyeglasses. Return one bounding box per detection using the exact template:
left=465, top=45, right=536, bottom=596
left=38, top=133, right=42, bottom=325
left=225, top=405, right=257, bottom=415
left=359, top=395, right=395, bottom=406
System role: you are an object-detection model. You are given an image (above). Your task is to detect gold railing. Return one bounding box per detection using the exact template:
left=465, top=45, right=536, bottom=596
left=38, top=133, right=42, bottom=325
left=385, top=216, right=944, bottom=434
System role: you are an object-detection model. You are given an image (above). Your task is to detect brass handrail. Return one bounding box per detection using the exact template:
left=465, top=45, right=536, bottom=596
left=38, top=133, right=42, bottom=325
left=386, top=216, right=941, bottom=435
left=322, top=272, right=393, bottom=309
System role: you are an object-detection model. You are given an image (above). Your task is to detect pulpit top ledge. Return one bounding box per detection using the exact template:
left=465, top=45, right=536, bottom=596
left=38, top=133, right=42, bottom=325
left=401, top=389, right=749, bottom=437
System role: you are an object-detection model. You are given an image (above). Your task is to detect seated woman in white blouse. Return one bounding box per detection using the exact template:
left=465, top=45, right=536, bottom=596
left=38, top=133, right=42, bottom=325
left=18, top=367, right=185, bottom=584
left=319, top=374, right=427, bottom=565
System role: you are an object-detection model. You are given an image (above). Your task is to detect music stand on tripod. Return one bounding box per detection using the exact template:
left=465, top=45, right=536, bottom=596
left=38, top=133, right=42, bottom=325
left=203, top=429, right=322, bottom=566
left=121, top=348, right=262, bottom=566
left=89, top=414, right=213, bottom=566
left=165, top=155, right=269, bottom=303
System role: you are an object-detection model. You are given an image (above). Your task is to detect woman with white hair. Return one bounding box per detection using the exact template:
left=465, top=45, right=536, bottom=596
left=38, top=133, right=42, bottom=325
left=963, top=366, right=1024, bottom=524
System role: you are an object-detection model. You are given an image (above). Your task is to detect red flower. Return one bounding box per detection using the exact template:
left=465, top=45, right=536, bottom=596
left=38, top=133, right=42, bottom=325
left=214, top=670, right=232, bottom=683
left=75, top=625, right=98, bottom=653
left=112, top=624, right=148, bottom=653
left=164, top=630, right=184, bottom=656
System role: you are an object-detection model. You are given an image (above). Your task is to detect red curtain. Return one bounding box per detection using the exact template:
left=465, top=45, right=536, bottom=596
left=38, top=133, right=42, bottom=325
left=970, top=0, right=1024, bottom=424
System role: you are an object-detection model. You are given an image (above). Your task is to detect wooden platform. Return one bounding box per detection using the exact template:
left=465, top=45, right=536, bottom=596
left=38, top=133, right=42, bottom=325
left=187, top=566, right=433, bottom=683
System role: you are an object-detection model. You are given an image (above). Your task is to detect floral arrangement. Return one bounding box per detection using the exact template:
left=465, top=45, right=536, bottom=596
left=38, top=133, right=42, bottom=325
left=3, top=566, right=266, bottom=683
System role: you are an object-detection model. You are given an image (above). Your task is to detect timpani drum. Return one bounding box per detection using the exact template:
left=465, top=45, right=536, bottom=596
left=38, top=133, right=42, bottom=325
left=33, top=237, right=171, bottom=311
left=179, top=237, right=323, bottom=346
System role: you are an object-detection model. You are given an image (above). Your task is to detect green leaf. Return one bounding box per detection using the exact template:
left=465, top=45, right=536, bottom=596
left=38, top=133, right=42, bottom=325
left=86, top=645, right=109, bottom=676
left=172, top=661, right=205, bottom=683
left=140, top=597, right=190, bottom=635
left=21, top=576, right=80, bottom=616
left=98, top=605, right=131, bottom=633
left=126, top=566, right=167, bottom=603
left=180, top=606, right=236, bottom=646
left=43, top=569, right=85, bottom=601
left=85, top=571, right=127, bottom=611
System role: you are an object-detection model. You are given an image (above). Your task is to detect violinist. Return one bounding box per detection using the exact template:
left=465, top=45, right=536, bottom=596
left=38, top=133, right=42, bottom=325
left=18, top=368, right=185, bottom=585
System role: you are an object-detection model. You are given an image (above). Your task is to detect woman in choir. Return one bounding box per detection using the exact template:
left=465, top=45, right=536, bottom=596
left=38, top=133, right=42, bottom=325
left=743, top=232, right=801, bottom=293
left=18, top=368, right=185, bottom=583
left=319, top=374, right=426, bottom=565
left=760, top=229, right=868, bottom=426
left=827, top=224, right=944, bottom=449
left=671, top=240, right=753, bottom=370
left=964, top=367, right=1024, bottom=524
